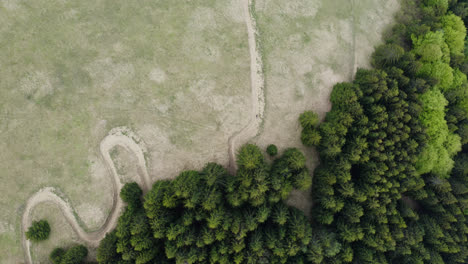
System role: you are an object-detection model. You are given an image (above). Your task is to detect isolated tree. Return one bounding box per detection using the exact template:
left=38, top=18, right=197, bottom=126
left=266, top=144, right=278, bottom=156
left=26, top=219, right=50, bottom=242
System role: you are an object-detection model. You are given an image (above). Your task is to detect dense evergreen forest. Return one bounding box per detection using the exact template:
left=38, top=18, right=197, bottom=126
left=49, top=0, right=468, bottom=263
left=302, top=0, right=468, bottom=262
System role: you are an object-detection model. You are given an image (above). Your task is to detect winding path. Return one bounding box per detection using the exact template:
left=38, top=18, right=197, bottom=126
left=227, top=0, right=266, bottom=173
left=21, top=127, right=152, bottom=264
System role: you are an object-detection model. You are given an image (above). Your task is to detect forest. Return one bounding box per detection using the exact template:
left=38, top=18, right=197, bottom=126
left=43, top=0, right=468, bottom=263
left=302, top=0, right=468, bottom=262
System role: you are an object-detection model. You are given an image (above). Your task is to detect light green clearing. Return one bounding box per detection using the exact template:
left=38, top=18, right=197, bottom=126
left=0, top=0, right=250, bottom=262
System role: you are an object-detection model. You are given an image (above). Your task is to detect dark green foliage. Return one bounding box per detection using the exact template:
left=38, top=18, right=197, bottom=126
left=266, top=144, right=278, bottom=156
left=94, top=145, right=314, bottom=264
left=114, top=184, right=163, bottom=264
left=26, top=219, right=50, bottom=242
left=50, top=247, right=65, bottom=264
left=120, top=182, right=143, bottom=207
left=60, top=245, right=88, bottom=264
left=96, top=231, right=120, bottom=264
left=301, top=128, right=321, bottom=146
left=423, top=0, right=449, bottom=16
left=417, top=88, right=460, bottom=176
left=299, top=111, right=322, bottom=147
left=300, top=0, right=468, bottom=262
left=299, top=111, right=319, bottom=129
left=372, top=43, right=405, bottom=67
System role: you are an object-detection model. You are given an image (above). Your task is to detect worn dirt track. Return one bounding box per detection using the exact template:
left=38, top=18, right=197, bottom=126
left=21, top=127, right=151, bottom=264
left=227, top=0, right=265, bottom=173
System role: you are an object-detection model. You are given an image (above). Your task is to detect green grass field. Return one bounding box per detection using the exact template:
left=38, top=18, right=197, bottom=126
left=0, top=0, right=250, bottom=262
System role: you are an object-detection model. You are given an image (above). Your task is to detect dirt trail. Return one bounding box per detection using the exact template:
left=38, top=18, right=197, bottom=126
left=21, top=127, right=151, bottom=264
left=227, top=0, right=265, bottom=173
left=351, top=0, right=357, bottom=77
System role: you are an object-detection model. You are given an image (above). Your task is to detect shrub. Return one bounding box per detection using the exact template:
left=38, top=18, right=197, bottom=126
left=266, top=144, right=278, bottom=156
left=26, top=219, right=50, bottom=242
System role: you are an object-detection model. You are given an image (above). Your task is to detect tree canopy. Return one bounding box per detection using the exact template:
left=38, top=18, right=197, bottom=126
left=95, top=145, right=326, bottom=264
left=50, top=245, right=88, bottom=264
left=26, top=219, right=50, bottom=242
left=301, top=0, right=468, bottom=262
